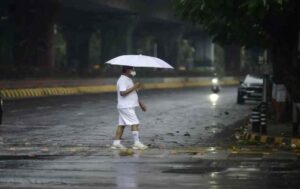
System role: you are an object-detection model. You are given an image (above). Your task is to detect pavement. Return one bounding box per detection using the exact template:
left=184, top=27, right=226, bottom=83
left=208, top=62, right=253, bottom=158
left=260, top=120, right=300, bottom=138
left=244, top=124, right=300, bottom=147
left=1, top=87, right=300, bottom=188
left=0, top=146, right=300, bottom=188
left=241, top=112, right=300, bottom=147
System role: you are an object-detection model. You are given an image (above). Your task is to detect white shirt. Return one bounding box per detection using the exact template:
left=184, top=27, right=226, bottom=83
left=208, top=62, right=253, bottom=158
left=117, top=75, right=139, bottom=109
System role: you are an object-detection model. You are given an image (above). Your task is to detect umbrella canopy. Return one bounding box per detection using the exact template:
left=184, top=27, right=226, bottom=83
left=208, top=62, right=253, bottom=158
left=105, top=55, right=174, bottom=69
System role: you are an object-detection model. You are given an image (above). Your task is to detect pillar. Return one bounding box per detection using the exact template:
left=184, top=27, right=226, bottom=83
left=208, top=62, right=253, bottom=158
left=64, top=29, right=92, bottom=71
left=193, top=34, right=214, bottom=67
left=13, top=0, right=60, bottom=69
left=154, top=26, right=183, bottom=69
left=0, top=3, right=14, bottom=66
left=224, top=44, right=241, bottom=75
left=101, top=17, right=138, bottom=63
left=292, top=103, right=299, bottom=136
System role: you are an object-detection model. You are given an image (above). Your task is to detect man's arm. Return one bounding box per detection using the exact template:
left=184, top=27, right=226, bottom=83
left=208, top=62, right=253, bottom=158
left=120, top=82, right=141, bottom=97
left=139, top=100, right=147, bottom=112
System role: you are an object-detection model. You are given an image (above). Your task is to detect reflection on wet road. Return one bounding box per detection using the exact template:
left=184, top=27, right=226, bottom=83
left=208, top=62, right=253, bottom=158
left=1, top=87, right=297, bottom=188
left=209, top=93, right=219, bottom=106
left=1, top=87, right=252, bottom=149
left=1, top=148, right=299, bottom=189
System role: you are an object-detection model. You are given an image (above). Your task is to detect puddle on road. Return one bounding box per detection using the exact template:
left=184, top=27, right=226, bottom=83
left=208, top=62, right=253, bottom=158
left=111, top=149, right=145, bottom=158
left=76, top=112, right=86, bottom=116
left=36, top=106, right=52, bottom=110
left=163, top=165, right=226, bottom=175
left=204, top=123, right=225, bottom=134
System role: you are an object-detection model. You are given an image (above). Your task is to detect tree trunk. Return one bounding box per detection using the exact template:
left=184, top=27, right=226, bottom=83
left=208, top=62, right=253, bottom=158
left=270, top=29, right=299, bottom=92
left=224, top=44, right=241, bottom=75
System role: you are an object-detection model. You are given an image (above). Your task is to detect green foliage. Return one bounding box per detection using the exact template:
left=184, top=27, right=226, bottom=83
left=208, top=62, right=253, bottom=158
left=175, top=0, right=294, bottom=48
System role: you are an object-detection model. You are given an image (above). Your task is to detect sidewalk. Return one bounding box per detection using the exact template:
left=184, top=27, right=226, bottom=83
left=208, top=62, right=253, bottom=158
left=267, top=121, right=300, bottom=138
left=244, top=120, right=300, bottom=147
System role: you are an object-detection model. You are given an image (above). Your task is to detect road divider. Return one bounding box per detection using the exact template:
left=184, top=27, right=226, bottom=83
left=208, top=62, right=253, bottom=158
left=244, top=132, right=300, bottom=147
left=0, top=78, right=239, bottom=100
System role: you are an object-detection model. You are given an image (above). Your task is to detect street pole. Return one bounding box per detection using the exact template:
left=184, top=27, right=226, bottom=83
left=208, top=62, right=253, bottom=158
left=260, top=50, right=269, bottom=135
left=0, top=97, right=3, bottom=125
left=251, top=106, right=261, bottom=133
left=292, top=103, right=299, bottom=136
left=260, top=74, right=268, bottom=135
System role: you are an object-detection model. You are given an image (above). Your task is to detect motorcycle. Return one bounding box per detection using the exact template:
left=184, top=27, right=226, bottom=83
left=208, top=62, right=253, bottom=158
left=211, top=77, right=220, bottom=93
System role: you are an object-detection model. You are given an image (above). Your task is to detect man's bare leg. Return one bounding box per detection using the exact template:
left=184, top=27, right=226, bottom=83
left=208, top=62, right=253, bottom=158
left=115, top=125, right=125, bottom=140
left=131, top=124, right=139, bottom=132
left=111, top=126, right=126, bottom=149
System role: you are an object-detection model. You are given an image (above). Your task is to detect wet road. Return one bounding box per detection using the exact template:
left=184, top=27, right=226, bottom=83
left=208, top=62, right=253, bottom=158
left=1, top=87, right=300, bottom=188
left=1, top=149, right=300, bottom=189
left=1, top=87, right=251, bottom=149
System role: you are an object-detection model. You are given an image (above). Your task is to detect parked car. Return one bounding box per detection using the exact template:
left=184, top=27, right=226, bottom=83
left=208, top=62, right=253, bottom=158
left=237, top=74, right=263, bottom=104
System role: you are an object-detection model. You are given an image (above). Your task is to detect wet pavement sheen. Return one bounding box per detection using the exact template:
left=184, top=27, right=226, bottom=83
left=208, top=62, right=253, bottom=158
left=0, top=87, right=299, bottom=188
left=1, top=87, right=251, bottom=149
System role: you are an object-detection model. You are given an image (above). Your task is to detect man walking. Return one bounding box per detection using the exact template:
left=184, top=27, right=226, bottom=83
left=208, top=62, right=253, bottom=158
left=111, top=66, right=148, bottom=150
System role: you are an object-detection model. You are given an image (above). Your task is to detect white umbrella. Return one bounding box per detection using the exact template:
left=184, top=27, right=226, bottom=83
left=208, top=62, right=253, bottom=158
left=105, top=55, right=174, bottom=69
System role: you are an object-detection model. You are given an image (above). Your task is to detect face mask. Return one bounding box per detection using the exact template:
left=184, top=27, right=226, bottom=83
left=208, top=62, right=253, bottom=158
left=130, top=70, right=136, bottom=77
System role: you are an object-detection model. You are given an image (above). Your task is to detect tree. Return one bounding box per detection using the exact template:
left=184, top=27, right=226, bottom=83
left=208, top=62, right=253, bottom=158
left=176, top=0, right=300, bottom=93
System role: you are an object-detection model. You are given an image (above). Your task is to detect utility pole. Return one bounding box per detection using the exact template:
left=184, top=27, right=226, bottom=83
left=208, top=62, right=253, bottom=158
left=260, top=50, right=269, bottom=134
left=0, top=96, right=3, bottom=125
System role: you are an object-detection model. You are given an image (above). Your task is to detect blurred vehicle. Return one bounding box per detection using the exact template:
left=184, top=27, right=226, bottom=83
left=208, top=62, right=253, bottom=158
left=211, top=77, right=220, bottom=93
left=237, top=74, right=263, bottom=104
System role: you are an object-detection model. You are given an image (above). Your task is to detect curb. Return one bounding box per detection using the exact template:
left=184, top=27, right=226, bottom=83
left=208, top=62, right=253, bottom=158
left=0, top=80, right=239, bottom=100
left=244, top=132, right=300, bottom=147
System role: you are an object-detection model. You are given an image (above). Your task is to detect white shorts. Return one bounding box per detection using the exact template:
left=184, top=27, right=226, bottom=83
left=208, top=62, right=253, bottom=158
left=118, top=108, right=140, bottom=126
